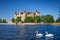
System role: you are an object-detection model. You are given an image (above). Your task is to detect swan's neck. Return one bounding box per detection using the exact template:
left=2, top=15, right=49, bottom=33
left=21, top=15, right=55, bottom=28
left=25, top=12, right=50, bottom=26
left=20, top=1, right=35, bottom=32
left=46, top=33, right=48, bottom=35
left=36, top=31, right=38, bottom=34
left=46, top=32, right=48, bottom=34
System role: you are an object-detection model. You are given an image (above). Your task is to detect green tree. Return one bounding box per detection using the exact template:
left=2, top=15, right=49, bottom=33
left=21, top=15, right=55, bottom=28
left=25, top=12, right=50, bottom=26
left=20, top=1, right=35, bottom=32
left=24, top=16, right=34, bottom=23
left=0, top=19, right=2, bottom=23
left=35, top=16, right=40, bottom=23
left=43, top=15, right=54, bottom=23
left=2, top=19, right=7, bottom=23
left=56, top=18, right=60, bottom=23
left=11, top=18, right=15, bottom=22
left=40, top=15, right=44, bottom=22
left=16, top=16, right=21, bottom=23
left=0, top=19, right=7, bottom=23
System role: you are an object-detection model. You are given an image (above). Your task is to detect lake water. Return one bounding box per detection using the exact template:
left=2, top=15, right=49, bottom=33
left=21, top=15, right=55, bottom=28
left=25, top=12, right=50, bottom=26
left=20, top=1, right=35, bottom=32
left=0, top=24, right=60, bottom=40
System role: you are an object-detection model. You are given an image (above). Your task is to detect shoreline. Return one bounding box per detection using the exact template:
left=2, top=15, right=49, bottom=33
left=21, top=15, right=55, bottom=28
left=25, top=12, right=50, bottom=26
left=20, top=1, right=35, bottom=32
left=0, top=23, right=60, bottom=26
left=17, top=23, right=60, bottom=26
left=0, top=23, right=15, bottom=25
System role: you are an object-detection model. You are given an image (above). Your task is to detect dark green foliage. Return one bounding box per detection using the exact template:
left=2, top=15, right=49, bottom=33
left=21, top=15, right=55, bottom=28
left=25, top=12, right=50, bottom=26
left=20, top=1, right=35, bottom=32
left=2, top=19, right=7, bottom=23
left=43, top=15, right=54, bottom=23
left=56, top=18, right=60, bottom=23
left=16, top=16, right=21, bottom=23
left=0, top=19, right=7, bottom=23
left=0, top=19, right=2, bottom=23
left=40, top=15, right=44, bottom=22
left=11, top=18, right=15, bottom=22
left=24, top=16, right=34, bottom=23
left=35, top=16, right=40, bottom=23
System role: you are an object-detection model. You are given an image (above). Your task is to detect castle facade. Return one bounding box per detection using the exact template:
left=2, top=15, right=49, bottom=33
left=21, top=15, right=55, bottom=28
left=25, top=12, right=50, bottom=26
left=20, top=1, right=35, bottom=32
left=14, top=10, right=40, bottom=22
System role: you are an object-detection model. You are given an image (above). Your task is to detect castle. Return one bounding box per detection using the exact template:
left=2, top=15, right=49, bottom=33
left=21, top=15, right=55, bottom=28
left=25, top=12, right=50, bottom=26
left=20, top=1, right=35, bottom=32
left=14, top=10, right=40, bottom=22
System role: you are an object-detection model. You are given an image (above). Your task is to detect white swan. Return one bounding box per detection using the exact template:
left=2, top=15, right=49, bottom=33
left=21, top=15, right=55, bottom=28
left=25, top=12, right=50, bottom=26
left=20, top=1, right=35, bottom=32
left=36, top=31, right=43, bottom=37
left=45, top=31, right=54, bottom=37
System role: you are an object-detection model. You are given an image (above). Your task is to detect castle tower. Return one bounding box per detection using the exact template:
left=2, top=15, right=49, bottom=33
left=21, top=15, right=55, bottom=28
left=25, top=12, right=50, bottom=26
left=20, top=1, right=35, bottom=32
left=35, top=10, right=40, bottom=16
left=14, top=12, right=17, bottom=19
left=21, top=10, right=27, bottom=22
left=59, top=7, right=60, bottom=18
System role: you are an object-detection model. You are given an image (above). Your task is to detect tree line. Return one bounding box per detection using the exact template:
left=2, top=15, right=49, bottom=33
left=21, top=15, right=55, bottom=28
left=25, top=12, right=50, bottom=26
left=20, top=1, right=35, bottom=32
left=11, top=16, right=40, bottom=23
left=0, top=19, right=7, bottom=23
left=0, top=15, right=60, bottom=23
left=11, top=14, right=60, bottom=23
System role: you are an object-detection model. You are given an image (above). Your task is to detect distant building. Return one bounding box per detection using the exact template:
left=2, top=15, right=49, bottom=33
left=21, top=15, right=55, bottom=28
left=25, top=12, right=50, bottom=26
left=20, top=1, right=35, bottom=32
left=14, top=10, right=40, bottom=22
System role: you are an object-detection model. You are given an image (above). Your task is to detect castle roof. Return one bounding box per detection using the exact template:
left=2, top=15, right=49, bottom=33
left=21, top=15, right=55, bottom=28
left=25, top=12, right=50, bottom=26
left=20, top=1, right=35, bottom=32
left=14, top=10, right=39, bottom=15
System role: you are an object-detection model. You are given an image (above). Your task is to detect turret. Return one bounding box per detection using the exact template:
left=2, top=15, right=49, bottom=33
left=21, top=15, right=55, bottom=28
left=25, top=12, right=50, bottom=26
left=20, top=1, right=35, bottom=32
left=21, top=10, right=27, bottom=21
left=35, top=10, right=40, bottom=16
left=24, top=10, right=26, bottom=13
left=14, top=12, right=17, bottom=19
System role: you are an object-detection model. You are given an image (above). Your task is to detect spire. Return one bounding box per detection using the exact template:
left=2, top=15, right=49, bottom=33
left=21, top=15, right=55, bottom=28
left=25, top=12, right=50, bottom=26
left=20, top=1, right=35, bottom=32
left=36, top=10, right=38, bottom=12
left=14, top=12, right=17, bottom=14
left=36, top=10, right=39, bottom=13
left=24, top=10, right=26, bottom=13
left=59, top=7, right=60, bottom=18
left=14, top=12, right=17, bottom=16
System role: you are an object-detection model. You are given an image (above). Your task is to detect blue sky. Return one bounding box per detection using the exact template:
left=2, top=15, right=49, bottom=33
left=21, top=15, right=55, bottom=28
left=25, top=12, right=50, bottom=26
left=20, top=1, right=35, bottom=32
left=0, top=0, right=60, bottom=21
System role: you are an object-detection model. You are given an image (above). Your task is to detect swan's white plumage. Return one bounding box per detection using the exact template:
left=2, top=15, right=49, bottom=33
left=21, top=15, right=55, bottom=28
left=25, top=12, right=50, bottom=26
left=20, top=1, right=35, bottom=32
left=45, top=31, right=54, bottom=37
left=36, top=31, right=43, bottom=37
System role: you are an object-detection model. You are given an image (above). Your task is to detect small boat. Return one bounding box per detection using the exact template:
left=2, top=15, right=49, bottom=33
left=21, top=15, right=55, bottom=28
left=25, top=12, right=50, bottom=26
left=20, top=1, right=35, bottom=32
left=45, top=31, right=54, bottom=37
left=36, top=31, right=43, bottom=37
